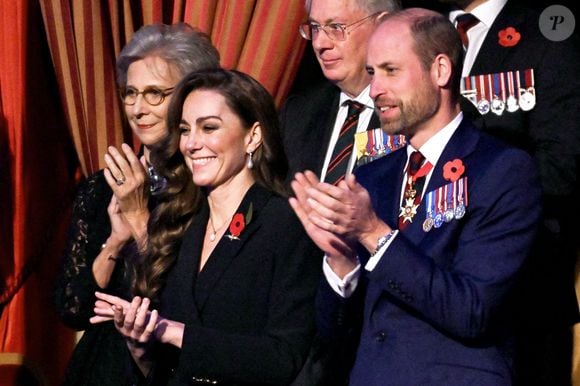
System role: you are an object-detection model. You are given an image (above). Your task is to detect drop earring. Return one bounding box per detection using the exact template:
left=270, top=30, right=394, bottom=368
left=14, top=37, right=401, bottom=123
left=247, top=151, right=254, bottom=169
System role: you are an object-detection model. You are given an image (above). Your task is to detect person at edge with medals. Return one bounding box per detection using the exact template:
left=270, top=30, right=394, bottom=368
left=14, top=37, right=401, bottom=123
left=438, top=0, right=580, bottom=383
left=290, top=8, right=542, bottom=385
left=53, top=23, right=220, bottom=385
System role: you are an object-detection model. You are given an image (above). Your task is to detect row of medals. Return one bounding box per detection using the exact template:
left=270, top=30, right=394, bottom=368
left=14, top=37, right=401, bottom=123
left=422, top=179, right=468, bottom=232
left=460, top=69, right=536, bottom=116
left=422, top=197, right=466, bottom=233
left=399, top=180, right=468, bottom=232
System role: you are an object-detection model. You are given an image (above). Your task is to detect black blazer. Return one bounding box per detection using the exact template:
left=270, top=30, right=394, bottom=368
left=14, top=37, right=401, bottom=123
left=280, top=81, right=380, bottom=178
left=458, top=2, right=580, bottom=383
left=461, top=1, right=580, bottom=213
left=153, top=184, right=322, bottom=386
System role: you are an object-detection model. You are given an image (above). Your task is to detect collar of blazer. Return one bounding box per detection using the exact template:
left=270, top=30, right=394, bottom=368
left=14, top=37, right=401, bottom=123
left=191, top=183, right=272, bottom=310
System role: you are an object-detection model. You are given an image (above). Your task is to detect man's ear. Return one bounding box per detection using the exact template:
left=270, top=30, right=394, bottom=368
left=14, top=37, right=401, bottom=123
left=431, top=53, right=453, bottom=88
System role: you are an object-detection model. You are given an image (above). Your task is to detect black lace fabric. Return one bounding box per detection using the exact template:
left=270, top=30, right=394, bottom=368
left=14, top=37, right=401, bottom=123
left=54, top=170, right=141, bottom=385
left=54, top=170, right=129, bottom=330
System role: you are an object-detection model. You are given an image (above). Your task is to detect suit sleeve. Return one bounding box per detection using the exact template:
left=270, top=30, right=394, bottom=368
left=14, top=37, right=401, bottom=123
left=370, top=149, right=542, bottom=341
left=173, top=208, right=322, bottom=385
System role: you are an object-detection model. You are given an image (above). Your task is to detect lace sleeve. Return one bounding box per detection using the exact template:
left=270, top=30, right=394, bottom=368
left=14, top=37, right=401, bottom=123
left=54, top=171, right=128, bottom=330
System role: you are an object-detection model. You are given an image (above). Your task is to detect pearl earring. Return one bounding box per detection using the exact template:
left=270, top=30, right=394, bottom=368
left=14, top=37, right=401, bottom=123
left=247, top=151, right=254, bottom=169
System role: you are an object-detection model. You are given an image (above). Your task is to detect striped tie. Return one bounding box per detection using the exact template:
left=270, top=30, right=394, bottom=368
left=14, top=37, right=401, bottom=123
left=325, top=100, right=365, bottom=185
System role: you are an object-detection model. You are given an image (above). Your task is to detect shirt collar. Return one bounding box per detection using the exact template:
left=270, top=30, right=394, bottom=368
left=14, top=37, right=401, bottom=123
left=407, top=112, right=463, bottom=168
left=449, top=0, right=507, bottom=28
left=339, top=84, right=374, bottom=110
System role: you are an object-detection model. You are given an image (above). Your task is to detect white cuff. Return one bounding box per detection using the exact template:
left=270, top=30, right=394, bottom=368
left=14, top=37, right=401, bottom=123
left=365, top=230, right=398, bottom=271
left=323, top=256, right=361, bottom=298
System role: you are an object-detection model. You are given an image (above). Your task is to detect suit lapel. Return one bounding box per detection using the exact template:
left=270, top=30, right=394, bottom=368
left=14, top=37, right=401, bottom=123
left=368, top=111, right=380, bottom=130
left=471, top=3, right=525, bottom=74
left=165, top=205, right=207, bottom=323
left=314, top=88, right=341, bottom=175
left=194, top=184, right=270, bottom=312
left=360, top=148, right=407, bottom=228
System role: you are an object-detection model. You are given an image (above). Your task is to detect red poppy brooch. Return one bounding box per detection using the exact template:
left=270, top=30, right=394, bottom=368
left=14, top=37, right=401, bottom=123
left=498, top=27, right=520, bottom=47
left=443, top=159, right=465, bottom=182
left=226, top=203, right=253, bottom=240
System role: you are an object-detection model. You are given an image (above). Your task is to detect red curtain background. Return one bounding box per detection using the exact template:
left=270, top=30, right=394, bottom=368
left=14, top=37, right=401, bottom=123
left=0, top=0, right=308, bottom=384
left=39, top=0, right=307, bottom=176
left=0, top=0, right=79, bottom=385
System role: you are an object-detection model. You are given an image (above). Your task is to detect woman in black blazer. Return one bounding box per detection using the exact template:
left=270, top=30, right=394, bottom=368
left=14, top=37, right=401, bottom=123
left=91, top=69, right=322, bottom=385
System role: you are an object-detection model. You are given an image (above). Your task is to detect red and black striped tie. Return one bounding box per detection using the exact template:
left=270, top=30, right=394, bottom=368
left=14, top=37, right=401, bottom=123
left=325, top=100, right=365, bottom=185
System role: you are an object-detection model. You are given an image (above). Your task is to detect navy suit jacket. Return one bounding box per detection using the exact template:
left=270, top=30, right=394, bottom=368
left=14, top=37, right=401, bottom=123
left=317, top=119, right=542, bottom=385
left=152, top=184, right=322, bottom=386
left=280, top=81, right=380, bottom=178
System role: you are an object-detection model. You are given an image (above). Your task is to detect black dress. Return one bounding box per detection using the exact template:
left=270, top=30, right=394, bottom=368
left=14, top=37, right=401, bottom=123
left=54, top=170, right=135, bottom=386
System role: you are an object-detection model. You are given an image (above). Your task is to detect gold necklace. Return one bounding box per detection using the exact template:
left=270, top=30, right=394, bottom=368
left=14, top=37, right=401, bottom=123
left=208, top=214, right=230, bottom=242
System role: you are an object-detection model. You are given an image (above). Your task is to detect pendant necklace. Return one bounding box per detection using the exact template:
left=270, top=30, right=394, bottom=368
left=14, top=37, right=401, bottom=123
left=208, top=214, right=229, bottom=242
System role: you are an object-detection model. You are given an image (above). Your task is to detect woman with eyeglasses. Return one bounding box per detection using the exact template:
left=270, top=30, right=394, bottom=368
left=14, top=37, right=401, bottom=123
left=54, top=23, right=220, bottom=386
left=90, top=69, right=322, bottom=385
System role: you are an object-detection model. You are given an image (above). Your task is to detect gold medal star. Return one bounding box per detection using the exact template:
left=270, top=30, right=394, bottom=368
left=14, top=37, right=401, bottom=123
left=399, top=198, right=418, bottom=223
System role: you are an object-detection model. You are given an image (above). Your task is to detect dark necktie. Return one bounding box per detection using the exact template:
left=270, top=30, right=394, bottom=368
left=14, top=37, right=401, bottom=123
left=398, top=151, right=429, bottom=230
left=456, top=13, right=479, bottom=50
left=325, top=100, right=365, bottom=185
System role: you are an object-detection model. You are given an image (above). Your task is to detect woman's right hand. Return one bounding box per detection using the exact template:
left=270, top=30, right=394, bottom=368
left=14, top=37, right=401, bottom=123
left=91, top=292, right=158, bottom=375
left=104, top=143, right=150, bottom=248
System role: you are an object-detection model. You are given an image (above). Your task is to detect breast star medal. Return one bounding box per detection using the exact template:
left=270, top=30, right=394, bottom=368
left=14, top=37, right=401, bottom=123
left=399, top=197, right=418, bottom=224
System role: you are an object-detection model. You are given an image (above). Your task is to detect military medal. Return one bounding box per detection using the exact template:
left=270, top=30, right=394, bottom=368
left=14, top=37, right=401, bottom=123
left=399, top=196, right=419, bottom=224
left=399, top=158, right=433, bottom=225
left=373, top=129, right=383, bottom=155
left=432, top=189, right=443, bottom=228
left=356, top=130, right=405, bottom=166
left=505, top=71, right=519, bottom=113
left=491, top=73, right=506, bottom=115
left=476, top=74, right=490, bottom=115
left=444, top=185, right=455, bottom=223
left=460, top=75, right=478, bottom=108
left=421, top=177, right=469, bottom=231
left=399, top=174, right=419, bottom=224
left=422, top=191, right=435, bottom=232
left=433, top=212, right=444, bottom=228
left=455, top=178, right=468, bottom=219
left=518, top=69, right=536, bottom=111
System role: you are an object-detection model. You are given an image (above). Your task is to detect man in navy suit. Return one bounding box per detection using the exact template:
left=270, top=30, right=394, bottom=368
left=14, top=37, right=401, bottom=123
left=290, top=8, right=542, bottom=385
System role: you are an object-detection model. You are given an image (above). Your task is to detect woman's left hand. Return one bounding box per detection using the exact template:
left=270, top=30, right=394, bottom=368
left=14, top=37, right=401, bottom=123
left=91, top=292, right=158, bottom=345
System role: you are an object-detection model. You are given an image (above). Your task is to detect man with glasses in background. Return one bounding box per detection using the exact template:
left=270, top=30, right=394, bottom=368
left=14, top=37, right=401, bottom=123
left=280, top=0, right=402, bottom=187
left=282, top=2, right=401, bottom=384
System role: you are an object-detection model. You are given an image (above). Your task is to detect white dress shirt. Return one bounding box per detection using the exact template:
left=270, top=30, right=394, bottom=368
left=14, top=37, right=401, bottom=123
left=320, top=85, right=375, bottom=182
left=449, top=0, right=508, bottom=77
left=324, top=112, right=464, bottom=297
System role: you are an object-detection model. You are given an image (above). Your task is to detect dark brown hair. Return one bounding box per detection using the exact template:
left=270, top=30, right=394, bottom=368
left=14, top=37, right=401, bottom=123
left=133, top=69, right=289, bottom=301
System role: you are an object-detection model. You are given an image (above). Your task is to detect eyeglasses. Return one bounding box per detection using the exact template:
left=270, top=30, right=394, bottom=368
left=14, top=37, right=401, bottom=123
left=120, top=86, right=175, bottom=106
left=299, top=12, right=380, bottom=41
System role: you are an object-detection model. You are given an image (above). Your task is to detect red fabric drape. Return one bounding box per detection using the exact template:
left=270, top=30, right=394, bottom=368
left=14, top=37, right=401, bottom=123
left=40, top=0, right=308, bottom=176
left=0, top=0, right=78, bottom=385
